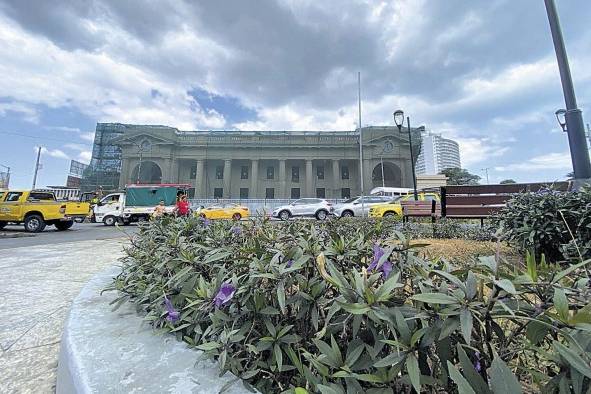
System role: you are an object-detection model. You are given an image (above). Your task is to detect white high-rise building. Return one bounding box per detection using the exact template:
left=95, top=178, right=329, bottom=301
left=416, top=132, right=461, bottom=175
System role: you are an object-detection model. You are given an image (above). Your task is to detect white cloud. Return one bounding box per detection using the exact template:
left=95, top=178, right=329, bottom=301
left=0, top=101, right=39, bottom=123
left=80, top=132, right=95, bottom=142
left=0, top=15, right=226, bottom=130
left=76, top=151, right=92, bottom=163
left=35, top=146, right=70, bottom=160
left=494, top=152, right=572, bottom=172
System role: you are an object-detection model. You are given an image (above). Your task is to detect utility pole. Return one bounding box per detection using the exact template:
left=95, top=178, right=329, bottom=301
left=358, top=71, right=365, bottom=216
left=0, top=164, right=10, bottom=189
left=481, top=167, right=490, bottom=184
left=544, top=0, right=591, bottom=185
left=32, top=146, right=42, bottom=189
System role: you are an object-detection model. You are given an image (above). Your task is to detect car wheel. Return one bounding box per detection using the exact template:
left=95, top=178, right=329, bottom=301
left=199, top=213, right=206, bottom=219
left=0, top=221, right=6, bottom=230
left=316, top=210, right=328, bottom=220
left=341, top=210, right=354, bottom=218
left=103, top=216, right=116, bottom=226
left=279, top=210, right=290, bottom=221
left=74, top=217, right=85, bottom=223
left=383, top=211, right=396, bottom=218
left=55, top=221, right=74, bottom=231
left=24, top=214, right=46, bottom=233
left=232, top=213, right=242, bottom=220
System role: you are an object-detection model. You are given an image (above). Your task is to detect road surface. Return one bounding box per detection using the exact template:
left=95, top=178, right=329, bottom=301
left=0, top=222, right=140, bottom=249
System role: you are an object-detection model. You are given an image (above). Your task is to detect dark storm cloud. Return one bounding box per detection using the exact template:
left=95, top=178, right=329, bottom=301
left=1, top=0, right=590, bottom=121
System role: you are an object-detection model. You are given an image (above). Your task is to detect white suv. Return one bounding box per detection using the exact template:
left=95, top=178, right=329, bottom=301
left=333, top=195, right=393, bottom=217
left=272, top=198, right=333, bottom=221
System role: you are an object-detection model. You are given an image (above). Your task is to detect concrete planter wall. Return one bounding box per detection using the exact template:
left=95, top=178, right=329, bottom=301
left=57, top=266, right=252, bottom=393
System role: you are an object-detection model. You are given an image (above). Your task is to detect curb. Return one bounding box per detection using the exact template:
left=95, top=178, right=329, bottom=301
left=56, top=266, right=252, bottom=393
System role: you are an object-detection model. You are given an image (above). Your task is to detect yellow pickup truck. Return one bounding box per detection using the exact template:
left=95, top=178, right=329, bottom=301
left=0, top=190, right=90, bottom=232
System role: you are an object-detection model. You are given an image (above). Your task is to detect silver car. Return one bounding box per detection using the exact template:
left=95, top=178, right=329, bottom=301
left=333, top=195, right=393, bottom=217
left=272, top=198, right=334, bottom=221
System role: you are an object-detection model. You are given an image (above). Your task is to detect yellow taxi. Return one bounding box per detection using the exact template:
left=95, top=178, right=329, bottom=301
left=369, top=192, right=440, bottom=218
left=195, top=203, right=250, bottom=220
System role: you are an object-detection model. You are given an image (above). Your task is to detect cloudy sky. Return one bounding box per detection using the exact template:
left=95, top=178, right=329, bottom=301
left=1, top=0, right=590, bottom=188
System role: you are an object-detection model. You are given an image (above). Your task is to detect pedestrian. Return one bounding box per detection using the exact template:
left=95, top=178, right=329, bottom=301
left=152, top=200, right=166, bottom=219
left=175, top=194, right=190, bottom=217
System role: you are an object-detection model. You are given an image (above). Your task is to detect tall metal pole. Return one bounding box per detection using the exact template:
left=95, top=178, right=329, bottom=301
left=482, top=167, right=490, bottom=184
left=380, top=154, right=385, bottom=189
left=32, top=146, right=42, bottom=189
left=0, top=164, right=9, bottom=189
left=544, top=0, right=591, bottom=183
left=407, top=117, right=418, bottom=200
left=358, top=71, right=365, bottom=216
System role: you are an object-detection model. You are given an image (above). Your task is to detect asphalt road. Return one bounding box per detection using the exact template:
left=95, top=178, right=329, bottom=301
left=0, top=222, right=140, bottom=250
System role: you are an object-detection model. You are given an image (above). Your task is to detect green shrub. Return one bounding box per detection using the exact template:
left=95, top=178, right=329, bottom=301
left=110, top=217, right=591, bottom=393
left=495, top=187, right=591, bottom=262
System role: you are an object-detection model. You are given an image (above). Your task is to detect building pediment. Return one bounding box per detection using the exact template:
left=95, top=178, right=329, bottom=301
left=111, top=132, right=176, bottom=146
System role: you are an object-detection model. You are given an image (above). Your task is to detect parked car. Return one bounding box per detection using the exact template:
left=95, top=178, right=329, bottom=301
left=195, top=203, right=250, bottom=220
left=368, top=192, right=440, bottom=218
left=332, top=195, right=393, bottom=217
left=272, top=198, right=333, bottom=221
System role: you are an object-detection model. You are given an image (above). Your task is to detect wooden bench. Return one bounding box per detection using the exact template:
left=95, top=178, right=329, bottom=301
left=401, top=200, right=441, bottom=223
left=440, top=182, right=571, bottom=223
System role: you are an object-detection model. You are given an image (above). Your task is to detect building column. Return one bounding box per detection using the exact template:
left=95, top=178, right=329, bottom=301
left=119, top=157, right=130, bottom=189
left=278, top=159, right=286, bottom=198
left=362, top=159, right=372, bottom=195
left=332, top=159, right=340, bottom=198
left=250, top=159, right=259, bottom=199
left=161, top=158, right=171, bottom=183
left=223, top=159, right=232, bottom=198
left=305, top=159, right=313, bottom=197
left=195, top=159, right=204, bottom=198
left=170, top=159, right=179, bottom=183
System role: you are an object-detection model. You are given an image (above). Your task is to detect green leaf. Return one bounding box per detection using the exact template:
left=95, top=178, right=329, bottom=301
left=406, top=353, right=421, bottom=394
left=394, top=308, right=411, bottom=344
left=447, top=361, right=476, bottom=394
left=460, top=308, right=473, bottom=345
left=553, top=341, right=591, bottom=379
left=373, top=352, right=406, bottom=368
left=375, top=272, right=403, bottom=301
left=196, top=342, right=221, bottom=351
left=432, top=270, right=467, bottom=292
left=494, top=279, right=517, bottom=295
left=553, top=259, right=591, bottom=283
left=294, top=388, right=308, bottom=394
left=490, top=356, right=522, bottom=394
left=466, top=271, right=477, bottom=300
left=274, top=343, right=283, bottom=372
left=439, top=317, right=460, bottom=340
left=553, top=288, right=569, bottom=322
left=410, top=293, right=458, bottom=304
left=277, top=281, right=286, bottom=314
left=337, top=302, right=371, bottom=315
left=526, top=250, right=538, bottom=282
left=317, top=384, right=344, bottom=394
left=525, top=319, right=550, bottom=345
left=457, top=345, right=491, bottom=394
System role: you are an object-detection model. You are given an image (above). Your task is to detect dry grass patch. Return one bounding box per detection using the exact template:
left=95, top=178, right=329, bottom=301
left=411, top=238, right=520, bottom=264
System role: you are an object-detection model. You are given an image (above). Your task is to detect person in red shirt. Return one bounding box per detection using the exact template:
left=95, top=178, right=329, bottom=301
left=175, top=194, right=191, bottom=217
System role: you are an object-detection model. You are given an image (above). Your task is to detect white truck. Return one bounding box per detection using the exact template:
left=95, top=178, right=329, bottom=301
left=92, top=184, right=190, bottom=226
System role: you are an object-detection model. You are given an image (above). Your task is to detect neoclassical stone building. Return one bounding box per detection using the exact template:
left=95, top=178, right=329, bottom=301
left=111, top=124, right=420, bottom=199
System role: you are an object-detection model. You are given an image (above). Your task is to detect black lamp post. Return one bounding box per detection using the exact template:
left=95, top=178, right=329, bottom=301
left=544, top=0, right=591, bottom=185
left=394, top=109, right=418, bottom=200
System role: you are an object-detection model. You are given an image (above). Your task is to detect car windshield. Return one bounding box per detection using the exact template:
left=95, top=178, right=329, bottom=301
left=342, top=197, right=358, bottom=204
left=389, top=196, right=403, bottom=204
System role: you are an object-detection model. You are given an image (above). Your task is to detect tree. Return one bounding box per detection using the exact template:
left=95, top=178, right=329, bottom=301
left=439, top=168, right=481, bottom=185
left=500, top=179, right=517, bottom=184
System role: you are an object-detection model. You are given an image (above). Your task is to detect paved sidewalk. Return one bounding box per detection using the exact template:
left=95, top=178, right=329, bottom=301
left=0, top=239, right=128, bottom=393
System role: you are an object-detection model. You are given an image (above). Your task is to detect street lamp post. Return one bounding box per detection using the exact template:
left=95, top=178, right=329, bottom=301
left=544, top=0, right=591, bottom=185
left=394, top=110, right=418, bottom=200
left=0, top=164, right=10, bottom=189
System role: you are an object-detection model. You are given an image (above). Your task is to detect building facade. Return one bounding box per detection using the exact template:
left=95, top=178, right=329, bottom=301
left=106, top=123, right=420, bottom=199
left=80, top=123, right=125, bottom=192
left=416, top=132, right=461, bottom=175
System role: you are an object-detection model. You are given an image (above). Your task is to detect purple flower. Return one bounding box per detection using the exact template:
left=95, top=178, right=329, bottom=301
left=232, top=226, right=242, bottom=236
left=286, top=259, right=294, bottom=268
left=368, top=244, right=391, bottom=278
left=214, top=282, right=236, bottom=308
left=163, top=295, right=180, bottom=322
left=474, top=351, right=482, bottom=373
